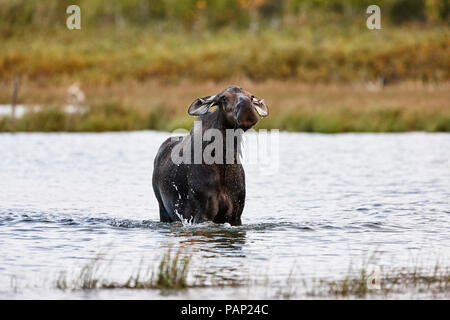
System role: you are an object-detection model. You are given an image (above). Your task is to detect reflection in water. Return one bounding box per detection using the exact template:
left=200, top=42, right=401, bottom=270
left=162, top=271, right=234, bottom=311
left=145, top=222, right=250, bottom=286
left=172, top=223, right=247, bottom=256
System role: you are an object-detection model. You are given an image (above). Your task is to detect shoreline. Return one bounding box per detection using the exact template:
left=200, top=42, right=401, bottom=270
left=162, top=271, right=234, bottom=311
left=1, top=81, right=449, bottom=133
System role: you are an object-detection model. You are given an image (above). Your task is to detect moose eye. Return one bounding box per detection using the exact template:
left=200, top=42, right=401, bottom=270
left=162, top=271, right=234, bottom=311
left=221, top=96, right=228, bottom=104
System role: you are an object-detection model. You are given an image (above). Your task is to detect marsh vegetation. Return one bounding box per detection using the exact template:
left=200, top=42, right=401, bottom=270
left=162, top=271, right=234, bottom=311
left=1, top=0, right=449, bottom=132
left=1, top=81, right=449, bottom=132
left=53, top=248, right=450, bottom=299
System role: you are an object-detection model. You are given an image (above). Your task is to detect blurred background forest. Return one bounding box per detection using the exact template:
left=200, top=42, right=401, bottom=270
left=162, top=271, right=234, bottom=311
left=0, top=0, right=449, bottom=132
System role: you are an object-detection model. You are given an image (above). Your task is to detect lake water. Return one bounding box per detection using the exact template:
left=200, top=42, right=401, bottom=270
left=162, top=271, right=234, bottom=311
left=0, top=131, right=449, bottom=299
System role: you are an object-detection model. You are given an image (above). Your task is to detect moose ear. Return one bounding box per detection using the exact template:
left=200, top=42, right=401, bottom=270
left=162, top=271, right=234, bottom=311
left=188, top=95, right=217, bottom=116
left=252, top=97, right=269, bottom=117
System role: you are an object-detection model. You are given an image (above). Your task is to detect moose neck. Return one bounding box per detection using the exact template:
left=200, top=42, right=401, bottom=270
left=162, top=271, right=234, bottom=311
left=194, top=109, right=244, bottom=165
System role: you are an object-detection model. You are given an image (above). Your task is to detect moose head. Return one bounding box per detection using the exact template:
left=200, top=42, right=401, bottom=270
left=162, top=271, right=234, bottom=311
left=188, top=85, right=269, bottom=130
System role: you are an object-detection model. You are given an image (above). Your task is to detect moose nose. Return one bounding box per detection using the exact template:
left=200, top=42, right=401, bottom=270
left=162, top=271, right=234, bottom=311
left=235, top=96, right=258, bottom=130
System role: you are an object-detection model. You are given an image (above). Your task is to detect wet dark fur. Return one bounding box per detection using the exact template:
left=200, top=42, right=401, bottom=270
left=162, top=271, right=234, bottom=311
left=152, top=86, right=267, bottom=225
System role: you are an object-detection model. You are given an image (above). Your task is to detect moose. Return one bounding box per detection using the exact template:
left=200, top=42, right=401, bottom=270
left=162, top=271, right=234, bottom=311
left=152, top=86, right=269, bottom=225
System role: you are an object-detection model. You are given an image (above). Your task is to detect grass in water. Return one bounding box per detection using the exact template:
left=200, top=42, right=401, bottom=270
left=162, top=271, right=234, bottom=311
left=154, top=248, right=190, bottom=290
left=55, top=249, right=449, bottom=298
left=56, top=249, right=192, bottom=291
left=305, top=264, right=450, bottom=298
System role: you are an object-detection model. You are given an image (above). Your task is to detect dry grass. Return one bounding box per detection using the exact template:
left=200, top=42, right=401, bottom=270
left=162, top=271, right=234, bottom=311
left=1, top=80, right=449, bottom=132
left=54, top=248, right=450, bottom=299
left=2, top=19, right=448, bottom=133
left=305, top=264, right=450, bottom=298
left=55, top=248, right=246, bottom=291
left=2, top=25, right=449, bottom=84
left=56, top=248, right=192, bottom=290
